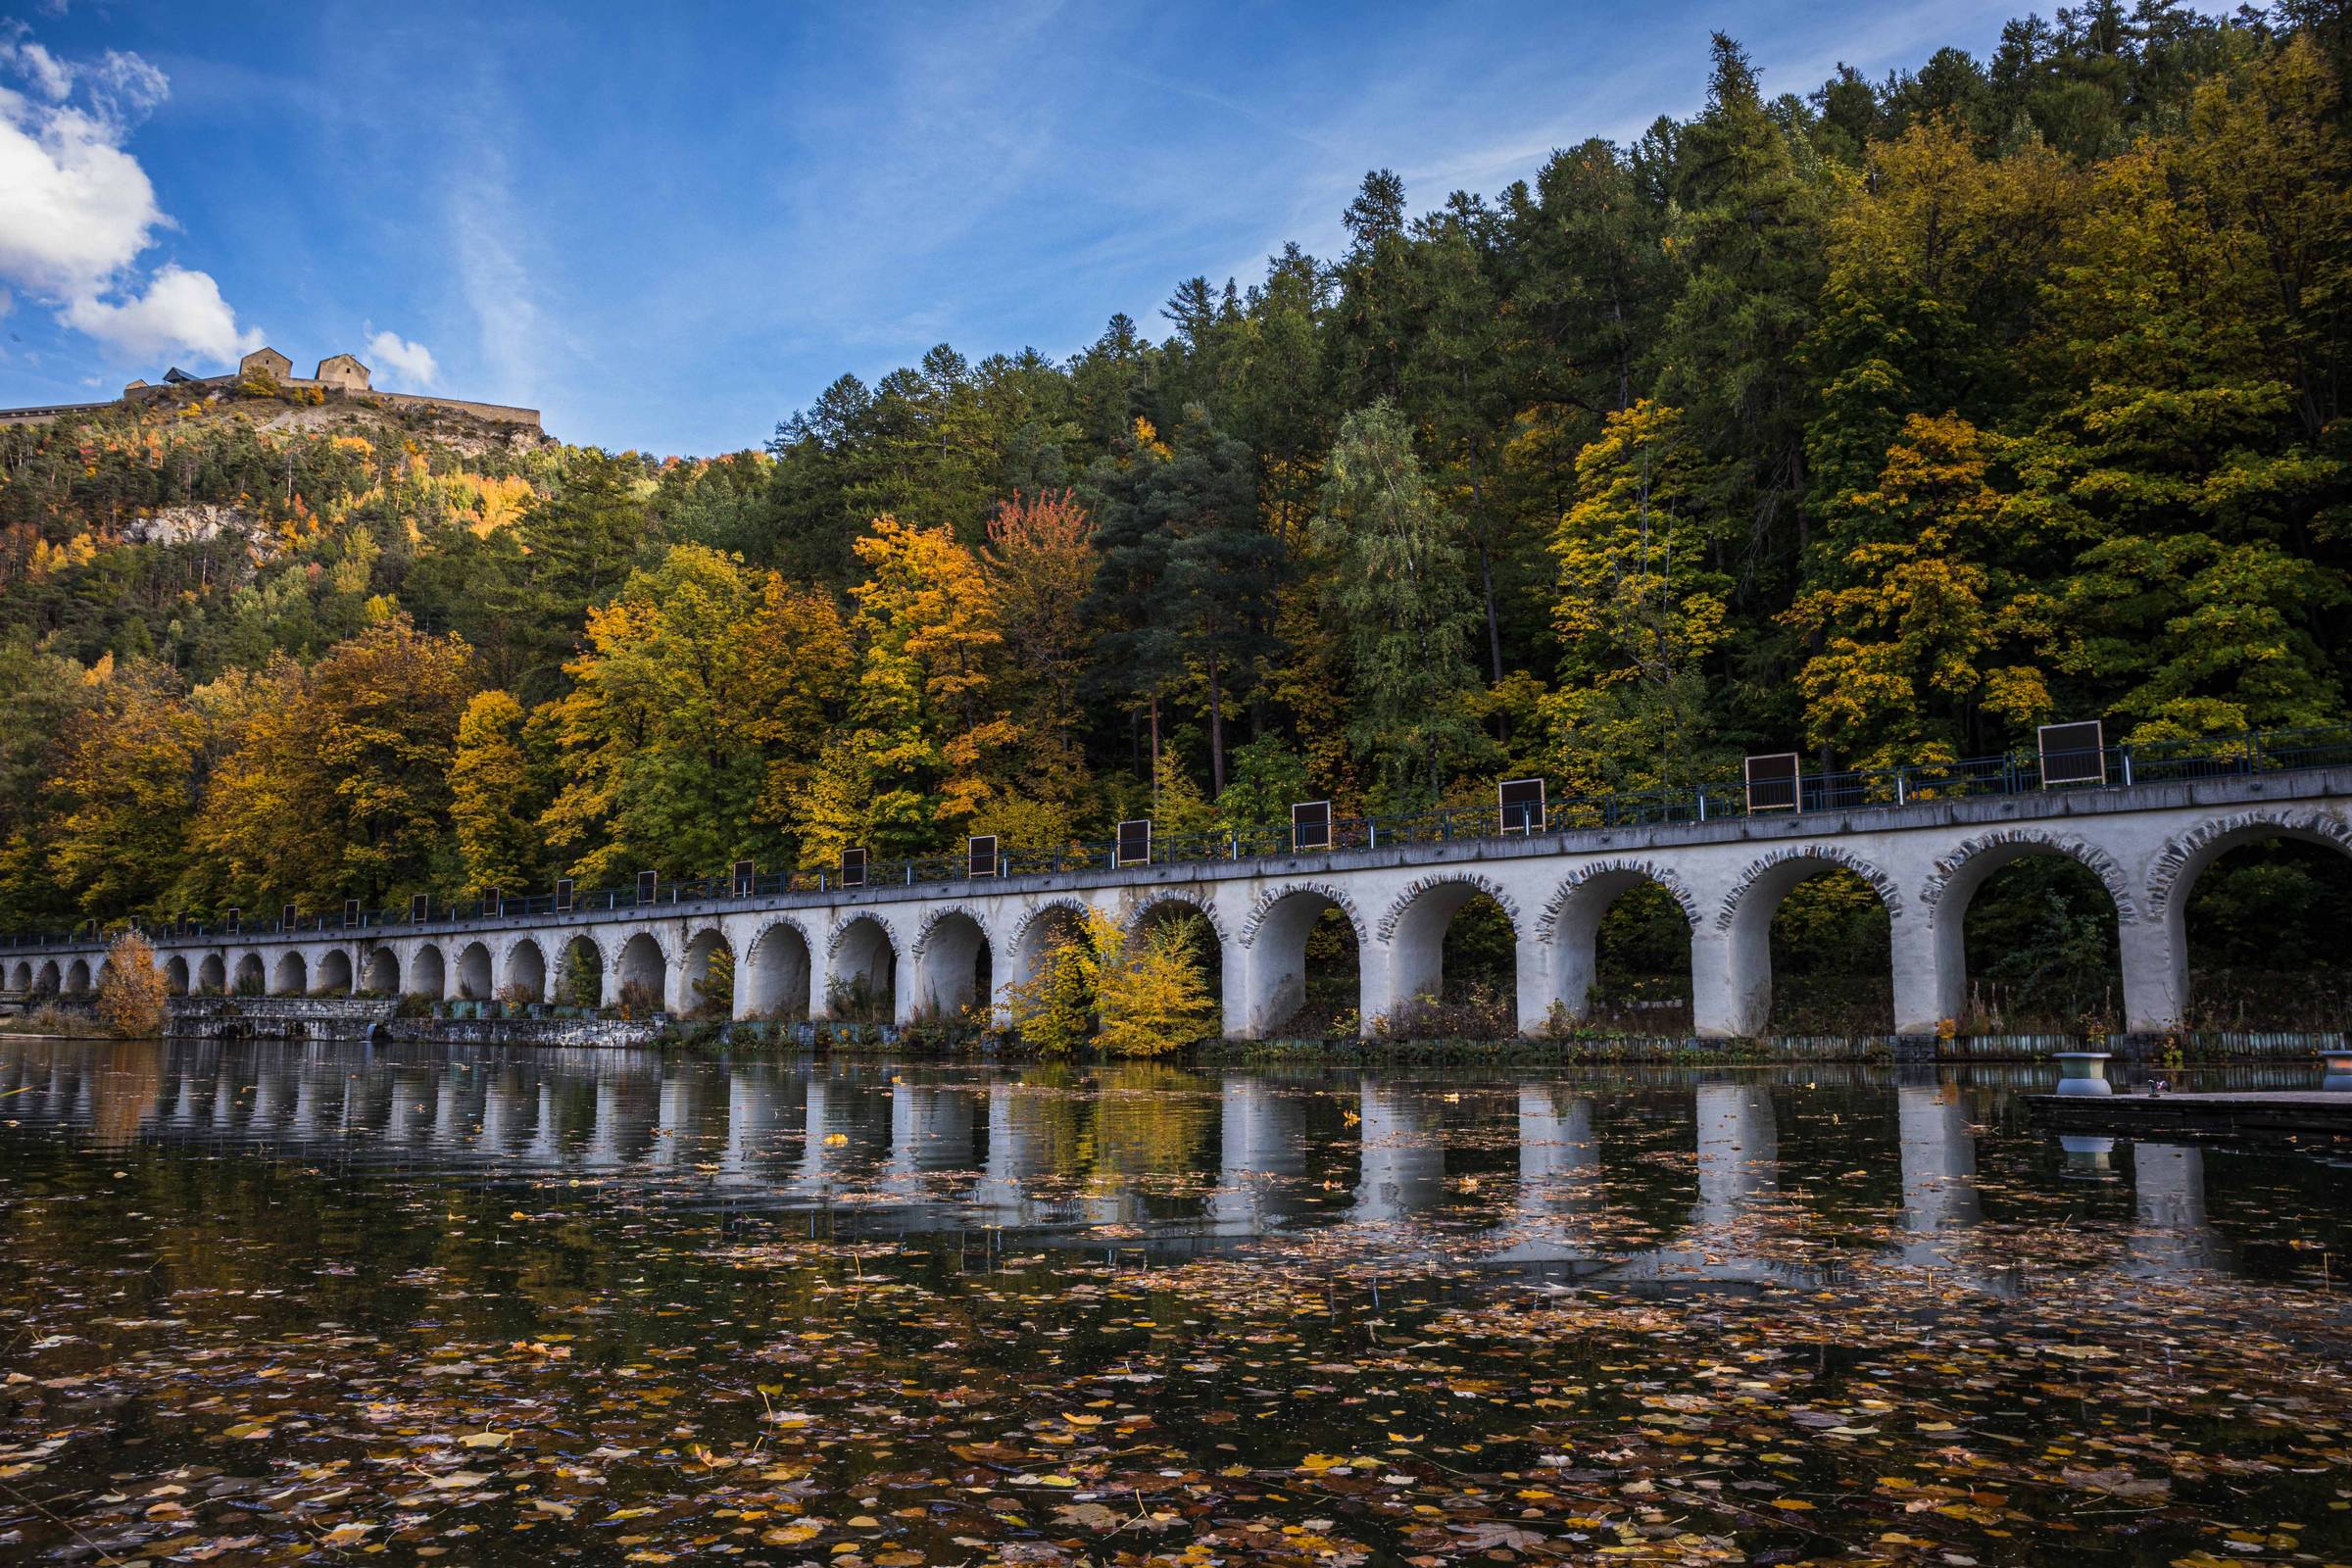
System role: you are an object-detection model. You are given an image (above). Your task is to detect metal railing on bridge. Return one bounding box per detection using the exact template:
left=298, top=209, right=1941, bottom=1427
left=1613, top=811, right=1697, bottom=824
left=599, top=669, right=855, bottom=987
left=9, top=722, right=2352, bottom=950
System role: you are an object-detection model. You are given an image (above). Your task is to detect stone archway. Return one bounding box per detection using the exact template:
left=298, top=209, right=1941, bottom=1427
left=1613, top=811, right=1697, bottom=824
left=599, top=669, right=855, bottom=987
left=825, top=915, right=898, bottom=1023
left=455, top=941, right=494, bottom=1001
left=315, top=948, right=354, bottom=994
left=408, top=944, right=446, bottom=1002
left=614, top=932, right=667, bottom=1013
left=270, top=950, right=309, bottom=996
left=232, top=953, right=267, bottom=995
left=681, top=928, right=735, bottom=1018
left=65, top=957, right=91, bottom=995
left=911, top=907, right=991, bottom=1019
left=741, top=919, right=812, bottom=1020
left=1238, top=883, right=1367, bottom=1037
left=504, top=938, right=547, bottom=1004
left=1535, top=859, right=1700, bottom=1032
left=196, top=953, right=225, bottom=994
left=164, top=955, right=190, bottom=995
left=361, top=947, right=399, bottom=996
left=1707, top=848, right=1901, bottom=1038
left=1372, top=873, right=1523, bottom=1036
left=1912, top=829, right=2134, bottom=1033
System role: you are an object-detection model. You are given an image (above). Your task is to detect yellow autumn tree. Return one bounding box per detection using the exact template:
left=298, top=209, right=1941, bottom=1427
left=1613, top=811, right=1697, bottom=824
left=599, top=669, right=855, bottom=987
left=1094, top=908, right=1219, bottom=1057
left=1783, top=413, right=2052, bottom=769
left=96, top=931, right=168, bottom=1038
left=835, top=516, right=1019, bottom=856
left=450, top=690, right=540, bottom=896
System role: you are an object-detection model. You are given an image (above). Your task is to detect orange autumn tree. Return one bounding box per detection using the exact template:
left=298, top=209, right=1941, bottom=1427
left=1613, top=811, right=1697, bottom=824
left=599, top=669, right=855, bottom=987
left=978, top=490, right=1097, bottom=843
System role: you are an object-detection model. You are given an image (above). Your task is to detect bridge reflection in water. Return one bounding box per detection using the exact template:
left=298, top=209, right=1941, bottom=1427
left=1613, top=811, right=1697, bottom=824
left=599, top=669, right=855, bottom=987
left=0, top=1039, right=2260, bottom=1286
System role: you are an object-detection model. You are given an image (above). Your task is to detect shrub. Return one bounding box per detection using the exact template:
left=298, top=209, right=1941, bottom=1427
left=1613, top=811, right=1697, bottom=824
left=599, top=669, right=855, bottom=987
left=96, top=933, right=169, bottom=1038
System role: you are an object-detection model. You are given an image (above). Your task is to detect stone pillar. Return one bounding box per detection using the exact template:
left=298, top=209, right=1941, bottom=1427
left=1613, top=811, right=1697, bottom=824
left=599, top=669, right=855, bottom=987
left=1356, top=939, right=1402, bottom=1038
left=1891, top=912, right=1961, bottom=1036
left=2118, top=915, right=2187, bottom=1034
left=1514, top=933, right=1559, bottom=1037
left=1690, top=927, right=1765, bottom=1038
left=1218, top=936, right=1251, bottom=1041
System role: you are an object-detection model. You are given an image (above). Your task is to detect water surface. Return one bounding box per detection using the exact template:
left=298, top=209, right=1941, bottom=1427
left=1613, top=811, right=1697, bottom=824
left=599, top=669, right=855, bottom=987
left=1, top=1040, right=2346, bottom=1565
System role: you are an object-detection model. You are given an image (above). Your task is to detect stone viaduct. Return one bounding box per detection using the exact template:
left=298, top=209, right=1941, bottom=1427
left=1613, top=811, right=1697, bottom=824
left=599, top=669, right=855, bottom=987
left=6, top=766, right=2349, bottom=1038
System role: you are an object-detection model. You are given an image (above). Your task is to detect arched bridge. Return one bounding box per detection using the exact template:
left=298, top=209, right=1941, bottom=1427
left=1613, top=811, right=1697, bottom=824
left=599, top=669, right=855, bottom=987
left=8, top=734, right=2351, bottom=1039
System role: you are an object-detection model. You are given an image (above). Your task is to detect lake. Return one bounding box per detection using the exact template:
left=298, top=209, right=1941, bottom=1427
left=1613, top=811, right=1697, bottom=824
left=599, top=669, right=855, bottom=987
left=0, top=1039, right=2346, bottom=1565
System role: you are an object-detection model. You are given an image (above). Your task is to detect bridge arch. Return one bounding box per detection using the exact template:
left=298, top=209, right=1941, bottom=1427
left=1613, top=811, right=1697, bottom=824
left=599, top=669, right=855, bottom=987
left=825, top=913, right=898, bottom=1023
left=270, top=950, right=308, bottom=997
left=65, top=956, right=91, bottom=994
left=163, top=955, right=189, bottom=994
left=196, top=953, right=225, bottom=993
left=1373, top=873, right=1521, bottom=1036
left=2147, top=808, right=2352, bottom=919
left=315, top=947, right=353, bottom=994
left=1006, top=898, right=1092, bottom=999
left=1710, top=847, right=1901, bottom=1037
left=911, top=906, right=992, bottom=1020
left=232, top=952, right=267, bottom=995
left=361, top=947, right=399, bottom=996
left=408, top=943, right=446, bottom=1001
left=2137, top=807, right=2352, bottom=1029
left=553, top=934, right=605, bottom=1008
left=33, top=957, right=59, bottom=994
left=681, top=927, right=735, bottom=1017
left=502, top=937, right=547, bottom=1004
left=613, top=931, right=667, bottom=1012
left=1239, top=882, right=1366, bottom=1037
left=1914, top=829, right=2133, bottom=1031
left=741, top=917, right=812, bottom=1019
left=454, top=941, right=494, bottom=1001
left=7, top=959, right=28, bottom=991
left=1535, top=859, right=1700, bottom=1028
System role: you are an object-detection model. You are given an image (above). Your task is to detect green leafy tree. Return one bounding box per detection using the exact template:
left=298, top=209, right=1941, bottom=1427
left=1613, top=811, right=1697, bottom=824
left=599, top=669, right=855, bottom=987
left=1312, top=400, right=1493, bottom=805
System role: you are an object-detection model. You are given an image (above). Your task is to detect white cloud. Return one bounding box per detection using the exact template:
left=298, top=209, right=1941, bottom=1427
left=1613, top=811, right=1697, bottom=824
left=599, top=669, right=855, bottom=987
left=365, top=329, right=437, bottom=388
left=0, top=26, right=257, bottom=367
left=62, top=265, right=259, bottom=361
left=0, top=30, right=73, bottom=101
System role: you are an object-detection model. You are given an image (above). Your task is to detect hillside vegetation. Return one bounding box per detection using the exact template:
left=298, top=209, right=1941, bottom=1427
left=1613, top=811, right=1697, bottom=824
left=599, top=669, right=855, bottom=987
left=3, top=10, right=2349, bottom=1028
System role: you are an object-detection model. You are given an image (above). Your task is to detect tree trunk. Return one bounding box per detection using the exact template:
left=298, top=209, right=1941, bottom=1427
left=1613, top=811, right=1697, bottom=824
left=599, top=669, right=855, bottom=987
left=1206, top=654, right=1226, bottom=797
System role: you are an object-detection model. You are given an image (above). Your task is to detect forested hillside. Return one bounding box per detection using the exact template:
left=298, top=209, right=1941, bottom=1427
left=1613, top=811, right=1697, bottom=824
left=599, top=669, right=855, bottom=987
left=3, top=8, right=2348, bottom=1027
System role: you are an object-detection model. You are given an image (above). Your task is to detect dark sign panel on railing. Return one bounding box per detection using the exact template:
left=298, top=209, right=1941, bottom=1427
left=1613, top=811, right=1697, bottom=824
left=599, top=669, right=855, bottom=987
left=841, top=847, right=867, bottom=888
left=636, top=870, right=658, bottom=905
left=1744, top=753, right=1801, bottom=813
left=2038, top=720, right=2106, bottom=786
left=343, top=898, right=361, bottom=927
left=554, top=878, right=574, bottom=913
left=227, top=906, right=241, bottom=933
left=967, top=835, right=999, bottom=878
left=732, top=858, right=756, bottom=896
left=280, top=903, right=297, bottom=931
left=1498, top=777, right=1544, bottom=835
left=1292, top=800, right=1332, bottom=852
left=1115, top=818, right=1152, bottom=866
left=410, top=894, right=428, bottom=922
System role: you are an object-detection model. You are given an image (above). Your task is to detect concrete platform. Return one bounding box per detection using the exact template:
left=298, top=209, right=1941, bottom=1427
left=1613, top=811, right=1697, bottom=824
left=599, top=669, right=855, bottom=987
left=2030, top=1090, right=2352, bottom=1141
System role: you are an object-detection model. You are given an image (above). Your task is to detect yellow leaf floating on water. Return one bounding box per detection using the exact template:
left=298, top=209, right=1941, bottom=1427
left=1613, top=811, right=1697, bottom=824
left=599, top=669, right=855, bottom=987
left=1770, top=1497, right=1815, bottom=1511
left=760, top=1523, right=821, bottom=1546
left=459, top=1431, right=511, bottom=1449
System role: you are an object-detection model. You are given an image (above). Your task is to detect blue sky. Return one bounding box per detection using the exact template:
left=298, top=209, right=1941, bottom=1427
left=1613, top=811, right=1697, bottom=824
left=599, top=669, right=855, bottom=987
left=1, top=1, right=2049, bottom=455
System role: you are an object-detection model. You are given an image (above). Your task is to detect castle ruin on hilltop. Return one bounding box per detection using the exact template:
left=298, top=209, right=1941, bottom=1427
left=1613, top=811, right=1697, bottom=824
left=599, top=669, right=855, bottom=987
left=0, top=346, right=543, bottom=431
